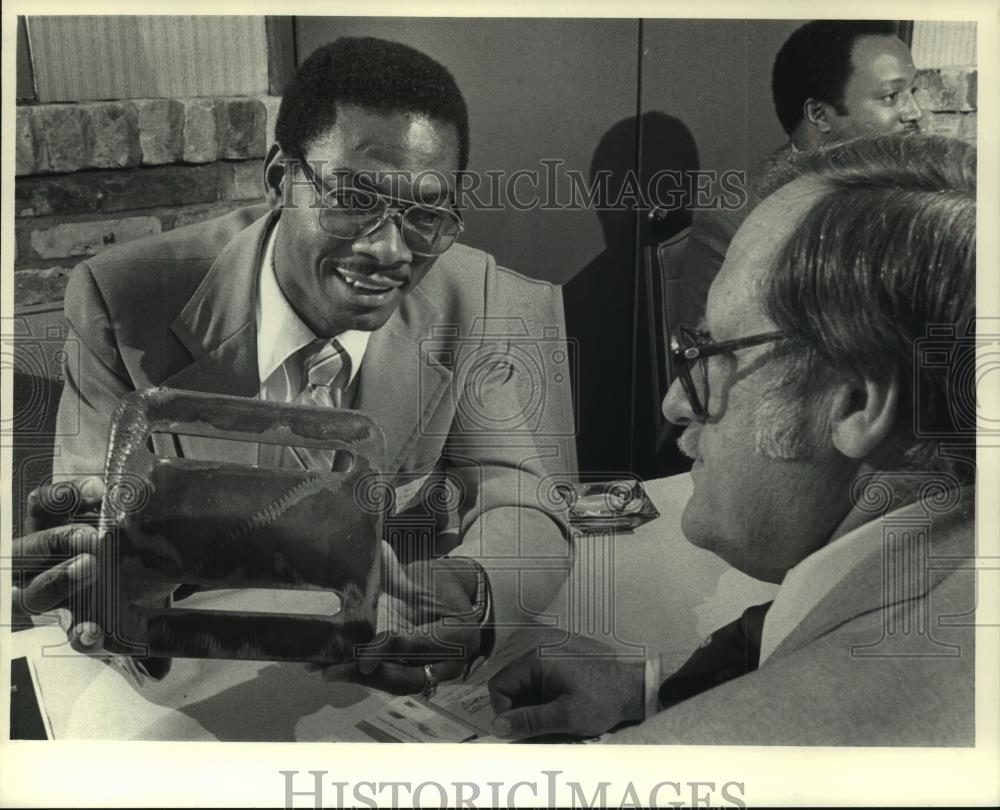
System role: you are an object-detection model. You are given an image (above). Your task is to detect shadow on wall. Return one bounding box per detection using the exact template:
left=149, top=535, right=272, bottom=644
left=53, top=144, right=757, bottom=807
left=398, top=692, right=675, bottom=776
left=562, top=112, right=698, bottom=478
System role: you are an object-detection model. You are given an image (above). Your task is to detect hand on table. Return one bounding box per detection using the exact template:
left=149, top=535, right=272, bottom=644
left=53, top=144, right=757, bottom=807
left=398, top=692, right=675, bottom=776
left=318, top=544, right=487, bottom=695
left=12, top=477, right=104, bottom=631
left=487, top=634, right=645, bottom=740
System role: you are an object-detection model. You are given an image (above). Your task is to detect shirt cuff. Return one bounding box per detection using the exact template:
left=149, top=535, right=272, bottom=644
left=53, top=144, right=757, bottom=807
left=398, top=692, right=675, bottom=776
left=478, top=566, right=495, bottom=657
left=445, top=555, right=496, bottom=670
left=468, top=558, right=495, bottom=660
left=643, top=655, right=661, bottom=720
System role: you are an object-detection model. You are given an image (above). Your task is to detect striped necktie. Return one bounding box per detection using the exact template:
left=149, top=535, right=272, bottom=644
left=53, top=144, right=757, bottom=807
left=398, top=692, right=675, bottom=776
left=281, top=338, right=350, bottom=471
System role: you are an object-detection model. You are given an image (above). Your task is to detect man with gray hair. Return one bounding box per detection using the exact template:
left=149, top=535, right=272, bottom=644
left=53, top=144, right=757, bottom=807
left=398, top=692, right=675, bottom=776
left=489, top=135, right=976, bottom=745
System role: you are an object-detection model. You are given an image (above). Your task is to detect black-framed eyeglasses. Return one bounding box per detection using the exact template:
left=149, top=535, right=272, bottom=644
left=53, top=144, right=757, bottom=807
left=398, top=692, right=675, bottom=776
left=298, top=160, right=465, bottom=257
left=669, top=324, right=786, bottom=419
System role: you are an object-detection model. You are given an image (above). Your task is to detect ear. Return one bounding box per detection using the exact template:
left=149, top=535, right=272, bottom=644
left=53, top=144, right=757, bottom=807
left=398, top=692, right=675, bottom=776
left=263, top=143, right=289, bottom=209
left=827, top=375, right=899, bottom=460
left=802, top=98, right=833, bottom=134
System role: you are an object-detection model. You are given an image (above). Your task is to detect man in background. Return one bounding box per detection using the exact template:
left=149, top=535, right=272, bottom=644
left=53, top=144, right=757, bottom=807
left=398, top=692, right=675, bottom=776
left=774, top=19, right=922, bottom=148
left=679, top=20, right=922, bottom=326
left=489, top=135, right=975, bottom=745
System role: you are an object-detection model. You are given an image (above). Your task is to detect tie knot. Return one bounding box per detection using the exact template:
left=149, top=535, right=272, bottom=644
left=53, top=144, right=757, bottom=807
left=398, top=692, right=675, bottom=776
left=305, top=339, right=348, bottom=389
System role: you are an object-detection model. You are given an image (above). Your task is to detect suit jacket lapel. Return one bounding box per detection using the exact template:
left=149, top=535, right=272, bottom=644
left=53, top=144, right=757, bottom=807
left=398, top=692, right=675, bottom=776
left=161, top=209, right=277, bottom=464
left=771, top=487, right=975, bottom=660
left=354, top=285, right=453, bottom=475
left=160, top=207, right=453, bottom=472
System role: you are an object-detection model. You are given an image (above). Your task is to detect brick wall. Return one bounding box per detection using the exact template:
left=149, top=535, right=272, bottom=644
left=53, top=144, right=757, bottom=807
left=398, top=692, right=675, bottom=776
left=914, top=66, right=977, bottom=143
left=11, top=66, right=978, bottom=310
left=14, top=95, right=281, bottom=308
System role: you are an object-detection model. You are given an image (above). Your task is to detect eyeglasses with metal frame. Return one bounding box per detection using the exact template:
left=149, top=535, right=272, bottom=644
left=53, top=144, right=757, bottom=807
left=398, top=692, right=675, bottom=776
left=297, top=159, right=465, bottom=257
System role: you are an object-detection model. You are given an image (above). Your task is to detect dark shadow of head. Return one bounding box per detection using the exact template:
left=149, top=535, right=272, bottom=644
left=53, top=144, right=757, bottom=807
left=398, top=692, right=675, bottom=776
left=590, top=112, right=699, bottom=249
left=561, top=113, right=700, bottom=475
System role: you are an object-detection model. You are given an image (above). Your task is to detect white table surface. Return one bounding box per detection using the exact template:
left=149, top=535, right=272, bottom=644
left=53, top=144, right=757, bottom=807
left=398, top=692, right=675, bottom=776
left=11, top=473, right=777, bottom=741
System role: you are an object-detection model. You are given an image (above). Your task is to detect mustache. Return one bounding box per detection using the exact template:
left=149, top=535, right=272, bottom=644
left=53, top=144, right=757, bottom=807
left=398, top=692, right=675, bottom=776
left=676, top=425, right=701, bottom=460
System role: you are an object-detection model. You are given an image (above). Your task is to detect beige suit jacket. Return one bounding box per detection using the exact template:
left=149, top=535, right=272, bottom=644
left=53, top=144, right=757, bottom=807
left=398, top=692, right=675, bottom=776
left=612, top=488, right=976, bottom=746
left=55, top=205, right=577, bottom=637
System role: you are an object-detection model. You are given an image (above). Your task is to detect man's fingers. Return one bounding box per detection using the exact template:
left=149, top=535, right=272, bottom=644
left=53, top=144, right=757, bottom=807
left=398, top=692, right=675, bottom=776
left=488, top=687, right=514, bottom=717
left=361, top=661, right=433, bottom=696
left=68, top=621, right=106, bottom=655
left=25, top=478, right=104, bottom=533
left=378, top=543, right=427, bottom=599
left=322, top=659, right=466, bottom=696
left=492, top=696, right=575, bottom=739
left=79, top=477, right=106, bottom=508
left=356, top=622, right=478, bottom=673
left=13, top=553, right=97, bottom=617
left=376, top=592, right=418, bottom=636
left=316, top=661, right=354, bottom=680
left=487, top=652, right=542, bottom=714
left=13, top=525, right=100, bottom=569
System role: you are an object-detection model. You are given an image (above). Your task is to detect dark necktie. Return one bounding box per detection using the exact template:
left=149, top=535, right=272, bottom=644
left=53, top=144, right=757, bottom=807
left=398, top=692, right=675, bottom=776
left=658, top=600, right=773, bottom=709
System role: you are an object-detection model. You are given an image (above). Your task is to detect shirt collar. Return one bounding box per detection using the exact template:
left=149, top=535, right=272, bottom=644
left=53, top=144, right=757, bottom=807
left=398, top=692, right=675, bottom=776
left=758, top=513, right=878, bottom=665
left=256, top=218, right=369, bottom=388
left=334, top=330, right=369, bottom=385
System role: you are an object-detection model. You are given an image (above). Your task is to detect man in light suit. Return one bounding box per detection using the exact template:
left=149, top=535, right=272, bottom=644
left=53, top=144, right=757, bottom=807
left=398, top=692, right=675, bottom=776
left=21, top=37, right=573, bottom=696
left=488, top=135, right=976, bottom=745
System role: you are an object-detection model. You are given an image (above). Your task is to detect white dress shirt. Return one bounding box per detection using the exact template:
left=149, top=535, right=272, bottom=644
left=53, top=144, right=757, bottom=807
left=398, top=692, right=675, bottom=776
left=254, top=219, right=370, bottom=467
left=758, top=515, right=878, bottom=664
left=255, top=219, right=369, bottom=401
left=643, top=501, right=885, bottom=715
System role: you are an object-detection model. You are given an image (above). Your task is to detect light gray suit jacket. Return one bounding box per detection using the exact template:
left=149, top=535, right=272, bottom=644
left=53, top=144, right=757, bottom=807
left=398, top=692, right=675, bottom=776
left=55, top=205, right=577, bottom=635
left=612, top=487, right=976, bottom=746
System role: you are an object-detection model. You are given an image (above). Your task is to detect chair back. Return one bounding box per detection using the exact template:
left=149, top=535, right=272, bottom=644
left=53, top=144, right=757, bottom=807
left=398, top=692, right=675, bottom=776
left=643, top=226, right=690, bottom=408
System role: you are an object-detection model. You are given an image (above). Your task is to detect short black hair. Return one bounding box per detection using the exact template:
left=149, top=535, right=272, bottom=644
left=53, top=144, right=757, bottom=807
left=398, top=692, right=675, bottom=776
left=275, top=36, right=470, bottom=170
left=772, top=20, right=900, bottom=136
